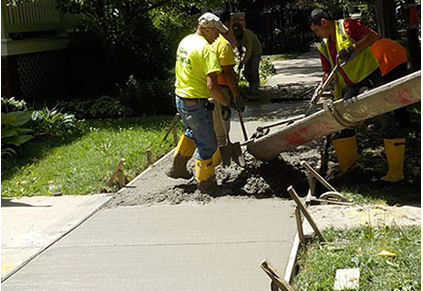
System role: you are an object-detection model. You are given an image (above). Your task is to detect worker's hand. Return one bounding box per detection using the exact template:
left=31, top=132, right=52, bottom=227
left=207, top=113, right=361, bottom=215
left=337, top=45, right=355, bottom=63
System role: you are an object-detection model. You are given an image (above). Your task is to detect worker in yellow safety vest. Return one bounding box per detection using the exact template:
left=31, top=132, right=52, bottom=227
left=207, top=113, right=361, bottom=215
left=309, top=8, right=405, bottom=182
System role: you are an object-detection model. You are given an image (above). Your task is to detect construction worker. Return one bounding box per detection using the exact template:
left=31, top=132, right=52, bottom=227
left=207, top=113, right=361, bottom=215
left=371, top=38, right=410, bottom=127
left=232, top=22, right=262, bottom=95
left=309, top=8, right=405, bottom=182
left=210, top=7, right=245, bottom=165
left=166, top=12, right=232, bottom=194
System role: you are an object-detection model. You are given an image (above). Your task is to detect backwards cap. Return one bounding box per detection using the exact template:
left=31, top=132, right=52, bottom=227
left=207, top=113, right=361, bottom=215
left=198, top=12, right=229, bottom=33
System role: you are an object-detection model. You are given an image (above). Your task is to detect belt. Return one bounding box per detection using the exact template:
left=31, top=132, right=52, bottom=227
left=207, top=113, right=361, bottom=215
left=178, top=97, right=208, bottom=106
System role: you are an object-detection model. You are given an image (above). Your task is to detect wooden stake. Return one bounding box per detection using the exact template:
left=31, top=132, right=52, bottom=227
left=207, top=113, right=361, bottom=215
left=146, top=149, right=152, bottom=166
left=301, top=161, right=336, bottom=192
left=260, top=260, right=296, bottom=291
left=162, top=113, right=180, bottom=141
left=107, top=158, right=126, bottom=186
left=295, top=207, right=305, bottom=245
left=172, top=125, right=178, bottom=146
left=287, top=186, right=325, bottom=242
left=117, top=170, right=125, bottom=188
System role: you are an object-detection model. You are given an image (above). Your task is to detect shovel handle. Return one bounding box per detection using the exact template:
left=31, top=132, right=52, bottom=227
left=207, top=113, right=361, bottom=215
left=237, top=110, right=248, bottom=141
left=305, top=60, right=344, bottom=117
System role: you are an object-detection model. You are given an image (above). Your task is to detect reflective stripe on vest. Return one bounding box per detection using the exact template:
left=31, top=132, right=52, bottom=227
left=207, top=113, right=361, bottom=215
left=317, top=41, right=346, bottom=100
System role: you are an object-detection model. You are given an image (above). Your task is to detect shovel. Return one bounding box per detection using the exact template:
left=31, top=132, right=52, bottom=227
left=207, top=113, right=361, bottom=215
left=218, top=107, right=245, bottom=168
left=304, top=57, right=347, bottom=116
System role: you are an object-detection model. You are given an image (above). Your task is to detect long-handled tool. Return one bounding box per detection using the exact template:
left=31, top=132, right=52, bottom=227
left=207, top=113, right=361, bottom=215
left=251, top=58, right=347, bottom=139
left=237, top=109, right=249, bottom=141
left=304, top=57, right=346, bottom=116
left=218, top=107, right=245, bottom=168
left=252, top=115, right=304, bottom=139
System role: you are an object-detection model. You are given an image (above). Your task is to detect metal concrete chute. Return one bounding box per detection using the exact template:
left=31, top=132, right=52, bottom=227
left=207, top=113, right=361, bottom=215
left=247, top=70, right=421, bottom=160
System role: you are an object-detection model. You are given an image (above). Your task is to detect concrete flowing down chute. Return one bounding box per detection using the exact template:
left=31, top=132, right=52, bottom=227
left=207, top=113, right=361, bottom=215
left=247, top=71, right=421, bottom=160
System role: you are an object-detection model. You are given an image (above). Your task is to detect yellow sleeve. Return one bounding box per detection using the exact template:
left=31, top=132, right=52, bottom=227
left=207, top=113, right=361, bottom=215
left=213, top=36, right=236, bottom=67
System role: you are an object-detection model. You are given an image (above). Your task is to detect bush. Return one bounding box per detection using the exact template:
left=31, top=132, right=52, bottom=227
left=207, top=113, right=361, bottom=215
left=30, top=107, right=79, bottom=137
left=259, top=57, right=277, bottom=83
left=1, top=96, right=28, bottom=113
left=116, top=75, right=176, bottom=116
left=1, top=110, right=34, bottom=159
left=57, top=96, right=134, bottom=119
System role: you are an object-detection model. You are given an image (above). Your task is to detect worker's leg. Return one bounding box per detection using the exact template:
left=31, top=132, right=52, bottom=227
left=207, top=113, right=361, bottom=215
left=380, top=138, right=406, bottom=182
left=332, top=69, right=385, bottom=174
left=332, top=135, right=359, bottom=174
left=173, top=96, right=231, bottom=194
left=332, top=85, right=359, bottom=173
left=165, top=133, right=196, bottom=179
left=383, top=63, right=409, bottom=127
left=212, top=86, right=231, bottom=148
left=212, top=86, right=231, bottom=166
left=378, top=112, right=405, bottom=182
left=246, top=51, right=262, bottom=94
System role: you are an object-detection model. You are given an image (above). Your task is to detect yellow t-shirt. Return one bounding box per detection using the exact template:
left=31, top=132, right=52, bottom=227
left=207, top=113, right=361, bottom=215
left=212, top=34, right=236, bottom=86
left=175, top=34, right=221, bottom=98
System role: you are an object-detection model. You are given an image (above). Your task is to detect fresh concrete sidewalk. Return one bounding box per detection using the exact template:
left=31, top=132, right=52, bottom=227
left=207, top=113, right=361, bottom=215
left=2, top=199, right=297, bottom=291
left=1, top=194, right=111, bottom=281
left=1, top=49, right=322, bottom=290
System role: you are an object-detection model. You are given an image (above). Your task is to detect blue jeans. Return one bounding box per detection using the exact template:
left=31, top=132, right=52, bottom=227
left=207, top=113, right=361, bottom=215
left=175, top=96, right=217, bottom=160
left=338, top=68, right=400, bottom=139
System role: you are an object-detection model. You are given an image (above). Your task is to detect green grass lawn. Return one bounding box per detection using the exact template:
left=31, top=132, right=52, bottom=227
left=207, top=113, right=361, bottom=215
left=293, top=225, right=421, bottom=291
left=1, top=116, right=184, bottom=197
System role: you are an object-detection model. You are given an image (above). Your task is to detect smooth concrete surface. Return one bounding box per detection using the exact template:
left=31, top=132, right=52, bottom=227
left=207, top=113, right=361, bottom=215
left=2, top=199, right=297, bottom=291
left=265, top=48, right=323, bottom=87
left=1, top=194, right=111, bottom=280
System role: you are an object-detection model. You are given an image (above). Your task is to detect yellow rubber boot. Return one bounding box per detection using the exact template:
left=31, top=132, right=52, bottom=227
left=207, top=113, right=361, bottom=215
left=195, top=158, right=232, bottom=195
left=380, top=138, right=405, bottom=182
left=212, top=148, right=222, bottom=167
left=195, top=158, right=218, bottom=193
left=332, top=136, right=359, bottom=174
left=166, top=135, right=196, bottom=179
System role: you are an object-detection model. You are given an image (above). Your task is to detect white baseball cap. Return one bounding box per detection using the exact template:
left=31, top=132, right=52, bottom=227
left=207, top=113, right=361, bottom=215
left=198, top=12, right=229, bottom=33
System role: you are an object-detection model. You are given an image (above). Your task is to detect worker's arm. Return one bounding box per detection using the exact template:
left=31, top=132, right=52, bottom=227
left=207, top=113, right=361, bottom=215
left=207, top=72, right=229, bottom=106
left=351, top=29, right=379, bottom=52
left=338, top=29, right=379, bottom=62
left=222, top=65, right=240, bottom=98
left=222, top=64, right=244, bottom=111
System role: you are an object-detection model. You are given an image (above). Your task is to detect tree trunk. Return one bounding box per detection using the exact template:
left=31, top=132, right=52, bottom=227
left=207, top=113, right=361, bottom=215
left=404, top=0, right=421, bottom=71
left=374, top=0, right=399, bottom=39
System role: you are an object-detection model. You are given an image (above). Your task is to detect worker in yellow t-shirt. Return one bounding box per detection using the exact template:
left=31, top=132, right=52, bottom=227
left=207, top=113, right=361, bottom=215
left=210, top=8, right=245, bottom=161
left=166, top=12, right=232, bottom=195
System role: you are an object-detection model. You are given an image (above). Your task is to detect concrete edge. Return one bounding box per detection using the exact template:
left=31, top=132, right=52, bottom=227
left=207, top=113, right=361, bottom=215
left=118, top=148, right=176, bottom=192
left=1, top=195, right=112, bottom=283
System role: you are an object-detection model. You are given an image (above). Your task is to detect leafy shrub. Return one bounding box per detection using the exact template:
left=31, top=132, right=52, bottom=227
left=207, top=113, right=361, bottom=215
left=30, top=107, right=79, bottom=137
left=1, top=96, right=28, bottom=113
left=116, top=75, right=175, bottom=116
left=2, top=111, right=34, bottom=158
left=57, top=95, right=134, bottom=119
left=259, top=57, right=277, bottom=82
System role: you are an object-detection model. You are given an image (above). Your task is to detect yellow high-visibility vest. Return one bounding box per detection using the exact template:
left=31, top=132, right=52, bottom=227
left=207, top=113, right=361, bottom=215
left=318, top=19, right=379, bottom=99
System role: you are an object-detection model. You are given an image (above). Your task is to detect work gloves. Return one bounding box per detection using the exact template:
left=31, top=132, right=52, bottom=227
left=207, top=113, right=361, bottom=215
left=230, top=95, right=245, bottom=113
left=337, top=45, right=355, bottom=63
